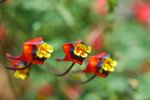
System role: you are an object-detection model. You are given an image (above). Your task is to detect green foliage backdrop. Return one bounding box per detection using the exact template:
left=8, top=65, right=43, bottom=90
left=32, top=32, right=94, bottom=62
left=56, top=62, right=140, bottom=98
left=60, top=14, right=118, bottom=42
left=0, top=0, right=150, bottom=100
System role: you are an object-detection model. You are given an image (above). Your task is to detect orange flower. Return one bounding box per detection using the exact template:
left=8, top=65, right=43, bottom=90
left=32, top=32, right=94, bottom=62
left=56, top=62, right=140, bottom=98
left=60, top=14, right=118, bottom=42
left=5, top=37, right=53, bottom=80
left=54, top=39, right=91, bottom=76
left=13, top=62, right=31, bottom=80
left=84, top=52, right=117, bottom=78
left=56, top=39, right=91, bottom=65
left=6, top=37, right=53, bottom=64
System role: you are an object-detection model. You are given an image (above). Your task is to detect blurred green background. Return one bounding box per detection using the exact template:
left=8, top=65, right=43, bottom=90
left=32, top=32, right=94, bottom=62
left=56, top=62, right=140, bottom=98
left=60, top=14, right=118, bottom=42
left=0, top=0, right=150, bottom=100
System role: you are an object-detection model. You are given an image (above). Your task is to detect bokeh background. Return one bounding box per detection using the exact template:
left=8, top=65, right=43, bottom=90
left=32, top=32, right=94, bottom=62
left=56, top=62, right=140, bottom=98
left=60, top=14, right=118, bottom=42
left=0, top=0, right=150, bottom=100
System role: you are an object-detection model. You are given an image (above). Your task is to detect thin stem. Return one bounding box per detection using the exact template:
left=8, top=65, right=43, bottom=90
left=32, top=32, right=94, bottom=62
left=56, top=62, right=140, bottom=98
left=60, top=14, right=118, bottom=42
left=81, top=74, right=96, bottom=84
left=67, top=73, right=97, bottom=84
left=0, top=63, right=32, bottom=70
left=46, top=62, right=75, bottom=77
left=55, top=62, right=75, bottom=76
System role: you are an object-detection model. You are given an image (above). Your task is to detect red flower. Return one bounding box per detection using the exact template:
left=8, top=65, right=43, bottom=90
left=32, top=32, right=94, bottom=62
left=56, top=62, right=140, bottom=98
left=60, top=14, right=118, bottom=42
left=133, top=2, right=150, bottom=24
left=54, top=39, right=91, bottom=76
left=93, top=0, right=108, bottom=15
left=63, top=85, right=82, bottom=100
left=5, top=37, right=53, bottom=80
left=6, top=37, right=53, bottom=64
left=56, top=39, right=91, bottom=65
left=83, top=52, right=117, bottom=78
left=36, top=84, right=53, bottom=100
left=87, top=28, right=104, bottom=51
left=7, top=59, right=31, bottom=80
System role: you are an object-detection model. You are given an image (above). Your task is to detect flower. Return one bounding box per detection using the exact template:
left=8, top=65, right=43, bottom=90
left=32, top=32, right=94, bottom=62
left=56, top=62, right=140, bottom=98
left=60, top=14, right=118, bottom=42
left=6, top=57, right=31, bottom=80
left=6, top=37, right=53, bottom=80
left=83, top=52, right=117, bottom=77
left=56, top=39, right=91, bottom=65
left=87, top=28, right=104, bottom=51
left=13, top=62, right=30, bottom=80
left=93, top=0, right=108, bottom=14
left=6, top=37, right=53, bottom=64
left=36, top=84, right=53, bottom=100
left=133, top=2, right=150, bottom=24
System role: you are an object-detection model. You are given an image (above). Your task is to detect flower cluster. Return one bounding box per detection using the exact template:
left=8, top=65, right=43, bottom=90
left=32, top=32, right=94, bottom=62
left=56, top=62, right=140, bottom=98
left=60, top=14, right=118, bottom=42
left=2, top=37, right=117, bottom=82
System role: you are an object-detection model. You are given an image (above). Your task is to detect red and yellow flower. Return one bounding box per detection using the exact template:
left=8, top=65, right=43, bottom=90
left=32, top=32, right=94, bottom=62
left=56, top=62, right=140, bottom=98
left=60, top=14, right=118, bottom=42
left=84, top=52, right=117, bottom=77
left=14, top=61, right=30, bottom=80
left=56, top=39, right=91, bottom=65
left=6, top=37, right=53, bottom=80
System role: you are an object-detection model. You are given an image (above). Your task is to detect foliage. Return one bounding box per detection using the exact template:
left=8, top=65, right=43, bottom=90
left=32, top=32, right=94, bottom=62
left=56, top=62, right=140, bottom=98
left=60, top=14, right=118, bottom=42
left=0, top=0, right=150, bottom=100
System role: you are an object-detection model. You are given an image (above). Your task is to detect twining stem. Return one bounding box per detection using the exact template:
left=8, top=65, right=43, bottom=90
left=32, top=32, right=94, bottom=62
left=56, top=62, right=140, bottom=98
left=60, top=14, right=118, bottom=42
left=45, top=63, right=96, bottom=84
left=46, top=62, right=75, bottom=77
left=66, top=73, right=97, bottom=84
left=55, top=62, right=75, bottom=76
left=0, top=63, right=32, bottom=70
left=80, top=74, right=96, bottom=84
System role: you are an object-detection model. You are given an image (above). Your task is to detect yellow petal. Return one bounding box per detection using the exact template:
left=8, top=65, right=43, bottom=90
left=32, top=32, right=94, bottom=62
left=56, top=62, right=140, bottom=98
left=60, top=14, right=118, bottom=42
left=73, top=50, right=81, bottom=56
left=102, top=66, right=108, bottom=71
left=36, top=43, right=53, bottom=58
left=14, top=71, right=19, bottom=78
left=36, top=52, right=43, bottom=58
left=20, top=74, right=27, bottom=80
left=112, top=61, right=117, bottom=66
left=81, top=53, right=88, bottom=58
left=86, top=46, right=91, bottom=53
left=40, top=50, right=47, bottom=54
left=44, top=53, right=51, bottom=58
left=14, top=71, right=27, bottom=80
left=73, top=43, right=90, bottom=58
left=109, top=68, right=114, bottom=72
left=48, top=45, right=53, bottom=53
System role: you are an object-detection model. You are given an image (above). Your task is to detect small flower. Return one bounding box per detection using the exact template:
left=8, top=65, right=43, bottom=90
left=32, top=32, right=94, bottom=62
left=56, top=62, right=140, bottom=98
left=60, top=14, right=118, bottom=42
left=57, top=39, right=91, bottom=65
left=14, top=63, right=30, bottom=80
left=36, top=84, right=53, bottom=100
left=87, top=28, right=104, bottom=51
left=54, top=39, right=91, bottom=76
left=5, top=37, right=53, bottom=79
left=84, top=52, right=117, bottom=77
left=133, top=2, right=150, bottom=24
left=6, top=37, right=53, bottom=64
left=6, top=58, right=31, bottom=80
left=93, top=0, right=108, bottom=14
